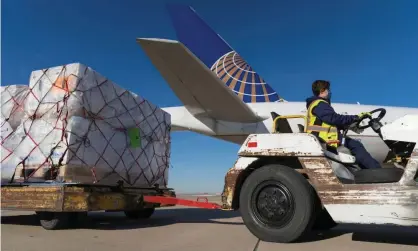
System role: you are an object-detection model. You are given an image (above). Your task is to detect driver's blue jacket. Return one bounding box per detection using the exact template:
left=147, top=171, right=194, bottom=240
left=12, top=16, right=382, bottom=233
left=305, top=96, right=359, bottom=141
left=305, top=96, right=381, bottom=169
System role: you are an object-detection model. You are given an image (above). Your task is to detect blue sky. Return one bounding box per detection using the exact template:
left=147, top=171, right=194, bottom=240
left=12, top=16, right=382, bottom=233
left=2, top=0, right=418, bottom=193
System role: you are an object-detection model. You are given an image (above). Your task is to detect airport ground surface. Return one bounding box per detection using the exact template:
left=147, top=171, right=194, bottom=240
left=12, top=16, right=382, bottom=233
left=2, top=195, right=417, bottom=251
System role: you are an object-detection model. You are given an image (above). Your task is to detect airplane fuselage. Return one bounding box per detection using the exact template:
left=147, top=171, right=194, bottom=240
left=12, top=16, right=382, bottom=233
left=141, top=4, right=418, bottom=169
left=163, top=102, right=418, bottom=167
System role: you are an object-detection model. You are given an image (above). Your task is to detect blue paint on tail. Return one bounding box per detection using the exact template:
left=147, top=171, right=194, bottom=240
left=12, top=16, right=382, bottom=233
left=166, top=4, right=283, bottom=103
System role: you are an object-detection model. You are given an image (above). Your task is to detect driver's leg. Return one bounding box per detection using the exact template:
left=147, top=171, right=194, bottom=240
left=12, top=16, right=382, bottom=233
left=344, top=137, right=382, bottom=169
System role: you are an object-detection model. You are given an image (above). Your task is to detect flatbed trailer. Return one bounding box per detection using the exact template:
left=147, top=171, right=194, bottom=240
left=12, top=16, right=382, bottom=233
left=1, top=182, right=223, bottom=230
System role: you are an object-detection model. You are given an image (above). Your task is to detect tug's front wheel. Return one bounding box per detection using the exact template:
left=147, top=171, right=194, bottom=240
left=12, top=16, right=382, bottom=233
left=239, top=164, right=316, bottom=243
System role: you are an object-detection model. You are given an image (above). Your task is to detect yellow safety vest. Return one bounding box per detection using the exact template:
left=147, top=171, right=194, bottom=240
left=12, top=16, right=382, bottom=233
left=305, top=99, right=339, bottom=148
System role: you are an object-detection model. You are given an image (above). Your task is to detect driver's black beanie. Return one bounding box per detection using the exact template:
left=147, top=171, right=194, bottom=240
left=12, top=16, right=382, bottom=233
left=312, top=80, right=330, bottom=96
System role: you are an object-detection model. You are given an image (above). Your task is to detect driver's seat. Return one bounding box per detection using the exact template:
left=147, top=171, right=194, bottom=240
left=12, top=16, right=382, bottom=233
left=299, top=123, right=357, bottom=180
left=299, top=123, right=356, bottom=164
left=298, top=111, right=405, bottom=184
left=323, top=145, right=356, bottom=165
left=314, top=136, right=356, bottom=165
left=316, top=139, right=357, bottom=181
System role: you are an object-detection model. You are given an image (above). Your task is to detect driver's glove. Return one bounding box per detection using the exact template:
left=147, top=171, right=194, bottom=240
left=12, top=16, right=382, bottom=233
left=358, top=112, right=372, bottom=118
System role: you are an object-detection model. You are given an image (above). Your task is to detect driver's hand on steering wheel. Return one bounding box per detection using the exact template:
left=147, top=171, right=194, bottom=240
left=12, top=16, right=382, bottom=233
left=358, top=112, right=372, bottom=119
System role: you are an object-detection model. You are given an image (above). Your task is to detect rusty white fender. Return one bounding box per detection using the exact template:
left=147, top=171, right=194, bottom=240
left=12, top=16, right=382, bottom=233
left=238, top=133, right=324, bottom=157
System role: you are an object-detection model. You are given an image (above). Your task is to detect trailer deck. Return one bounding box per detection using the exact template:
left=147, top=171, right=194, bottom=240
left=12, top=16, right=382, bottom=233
left=1, top=182, right=225, bottom=230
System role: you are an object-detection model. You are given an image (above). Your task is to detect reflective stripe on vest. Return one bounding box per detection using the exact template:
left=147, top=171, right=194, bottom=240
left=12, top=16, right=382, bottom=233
left=306, top=99, right=339, bottom=147
left=306, top=125, right=338, bottom=133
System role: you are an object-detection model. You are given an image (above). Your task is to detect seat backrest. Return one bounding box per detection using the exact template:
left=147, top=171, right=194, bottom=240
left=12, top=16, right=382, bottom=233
left=271, top=112, right=306, bottom=133
left=275, top=118, right=294, bottom=133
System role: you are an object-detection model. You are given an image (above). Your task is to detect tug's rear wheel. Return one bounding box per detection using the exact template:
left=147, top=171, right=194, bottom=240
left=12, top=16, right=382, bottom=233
left=239, top=164, right=316, bottom=243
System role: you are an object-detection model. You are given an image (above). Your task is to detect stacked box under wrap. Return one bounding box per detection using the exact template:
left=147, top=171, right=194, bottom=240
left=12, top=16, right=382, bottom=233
left=1, top=85, right=30, bottom=132
left=1, top=63, right=171, bottom=188
left=1, top=85, right=31, bottom=182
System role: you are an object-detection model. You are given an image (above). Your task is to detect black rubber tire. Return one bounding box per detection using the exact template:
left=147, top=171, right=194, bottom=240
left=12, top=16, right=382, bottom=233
left=68, top=212, right=88, bottom=228
left=124, top=208, right=155, bottom=219
left=37, top=212, right=70, bottom=230
left=354, top=168, right=404, bottom=184
left=239, top=164, right=316, bottom=243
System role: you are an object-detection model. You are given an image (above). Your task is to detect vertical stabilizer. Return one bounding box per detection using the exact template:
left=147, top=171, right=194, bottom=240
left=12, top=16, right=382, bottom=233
left=166, top=4, right=284, bottom=103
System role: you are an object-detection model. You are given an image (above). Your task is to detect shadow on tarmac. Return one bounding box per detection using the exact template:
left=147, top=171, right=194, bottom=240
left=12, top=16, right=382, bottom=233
left=2, top=209, right=418, bottom=246
left=300, top=223, right=418, bottom=246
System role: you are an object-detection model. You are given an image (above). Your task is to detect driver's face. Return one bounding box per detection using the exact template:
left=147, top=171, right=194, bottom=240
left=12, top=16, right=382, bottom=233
left=321, top=89, right=331, bottom=100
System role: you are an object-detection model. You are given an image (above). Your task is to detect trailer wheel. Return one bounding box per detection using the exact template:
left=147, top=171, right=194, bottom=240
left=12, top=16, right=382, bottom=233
left=68, top=212, right=89, bottom=228
left=36, top=212, right=70, bottom=230
left=124, top=208, right=155, bottom=219
left=239, top=164, right=316, bottom=243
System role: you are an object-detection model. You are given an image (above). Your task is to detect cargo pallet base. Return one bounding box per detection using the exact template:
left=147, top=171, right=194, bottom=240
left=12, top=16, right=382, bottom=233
left=1, top=183, right=224, bottom=230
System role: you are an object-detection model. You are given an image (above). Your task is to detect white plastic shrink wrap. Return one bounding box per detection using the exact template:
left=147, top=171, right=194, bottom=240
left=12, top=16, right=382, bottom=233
left=1, top=85, right=30, bottom=130
left=1, top=63, right=171, bottom=187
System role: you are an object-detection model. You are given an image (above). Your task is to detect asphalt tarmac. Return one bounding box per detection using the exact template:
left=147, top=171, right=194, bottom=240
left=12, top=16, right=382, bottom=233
left=2, top=195, right=418, bottom=251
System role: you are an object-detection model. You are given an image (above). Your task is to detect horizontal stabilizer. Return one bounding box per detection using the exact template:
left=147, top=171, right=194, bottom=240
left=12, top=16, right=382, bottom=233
left=137, top=38, right=263, bottom=123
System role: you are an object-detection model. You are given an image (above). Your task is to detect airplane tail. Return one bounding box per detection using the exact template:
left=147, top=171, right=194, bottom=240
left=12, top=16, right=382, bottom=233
left=166, top=4, right=285, bottom=103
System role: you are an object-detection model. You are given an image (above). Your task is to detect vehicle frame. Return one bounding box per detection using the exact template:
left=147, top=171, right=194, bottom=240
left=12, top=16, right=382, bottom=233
left=220, top=110, right=418, bottom=242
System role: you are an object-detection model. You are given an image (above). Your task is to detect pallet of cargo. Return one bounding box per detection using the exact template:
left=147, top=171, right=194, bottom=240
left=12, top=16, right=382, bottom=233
left=0, top=63, right=179, bottom=230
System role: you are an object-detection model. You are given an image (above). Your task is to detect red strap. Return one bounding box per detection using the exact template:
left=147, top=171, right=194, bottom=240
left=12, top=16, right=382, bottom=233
left=326, top=140, right=340, bottom=144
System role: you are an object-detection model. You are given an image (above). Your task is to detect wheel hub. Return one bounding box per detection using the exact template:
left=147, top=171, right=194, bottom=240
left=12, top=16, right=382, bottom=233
left=251, top=181, right=294, bottom=227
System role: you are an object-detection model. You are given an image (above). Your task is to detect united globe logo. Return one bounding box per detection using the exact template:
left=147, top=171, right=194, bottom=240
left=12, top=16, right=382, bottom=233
left=210, top=51, right=281, bottom=103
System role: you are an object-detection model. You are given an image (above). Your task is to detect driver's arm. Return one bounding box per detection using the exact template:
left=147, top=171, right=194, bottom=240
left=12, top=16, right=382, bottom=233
left=312, top=102, right=359, bottom=127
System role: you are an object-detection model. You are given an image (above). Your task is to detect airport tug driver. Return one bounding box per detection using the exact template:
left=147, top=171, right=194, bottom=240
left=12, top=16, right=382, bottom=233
left=305, top=80, right=382, bottom=169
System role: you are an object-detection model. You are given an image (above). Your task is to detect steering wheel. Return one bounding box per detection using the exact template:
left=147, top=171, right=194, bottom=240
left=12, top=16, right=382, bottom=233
left=356, top=108, right=386, bottom=130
